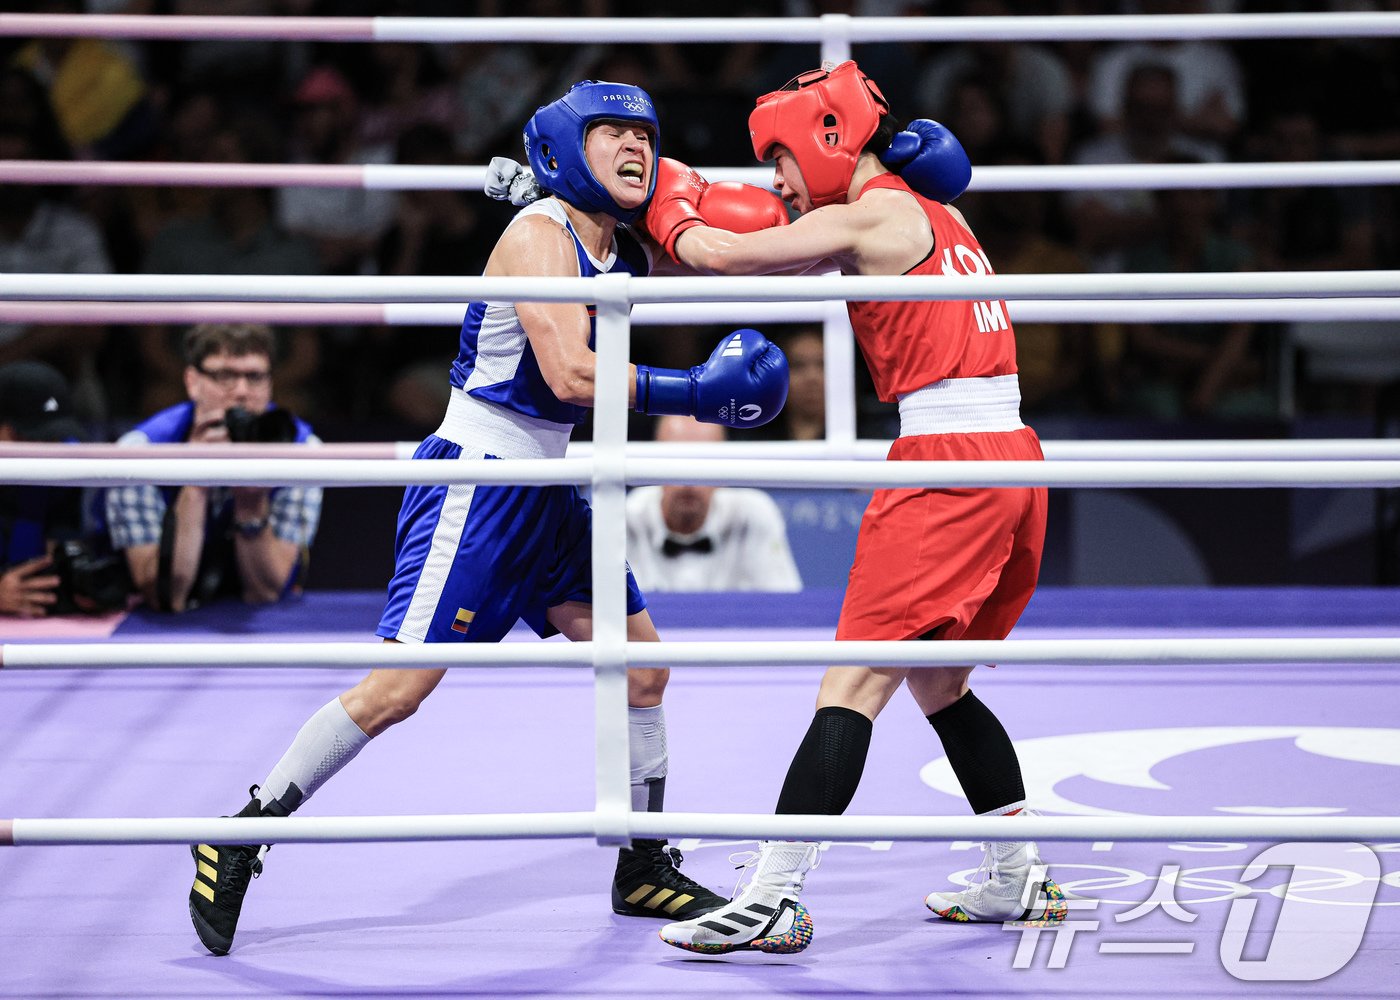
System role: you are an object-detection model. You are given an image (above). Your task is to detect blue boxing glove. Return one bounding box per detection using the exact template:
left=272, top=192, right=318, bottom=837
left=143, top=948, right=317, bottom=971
left=635, top=328, right=788, bottom=429
left=880, top=119, right=972, bottom=203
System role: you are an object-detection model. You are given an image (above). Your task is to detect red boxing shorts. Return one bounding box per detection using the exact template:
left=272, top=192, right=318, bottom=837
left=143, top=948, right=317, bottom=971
left=836, top=426, right=1046, bottom=644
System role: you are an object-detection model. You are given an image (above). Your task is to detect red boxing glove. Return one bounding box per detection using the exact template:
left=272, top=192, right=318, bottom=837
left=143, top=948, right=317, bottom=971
left=643, top=157, right=709, bottom=261
left=698, top=182, right=790, bottom=235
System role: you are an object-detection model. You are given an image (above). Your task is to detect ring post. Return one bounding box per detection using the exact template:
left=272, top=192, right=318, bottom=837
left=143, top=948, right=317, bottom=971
left=823, top=299, right=858, bottom=451
left=818, top=12, right=852, bottom=64
left=590, top=273, right=632, bottom=847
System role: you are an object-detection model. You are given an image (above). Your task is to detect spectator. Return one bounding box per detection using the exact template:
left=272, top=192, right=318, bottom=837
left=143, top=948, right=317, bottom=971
left=939, top=74, right=1011, bottom=169
left=768, top=326, right=826, bottom=441
left=913, top=0, right=1075, bottom=163
left=8, top=0, right=158, bottom=159
left=136, top=115, right=321, bottom=418
left=973, top=146, right=1119, bottom=416
left=367, top=123, right=499, bottom=433
left=626, top=415, right=803, bottom=592
left=1240, top=107, right=1376, bottom=274
left=1238, top=106, right=1393, bottom=418
left=448, top=41, right=547, bottom=159
left=1120, top=169, right=1269, bottom=420
left=0, top=361, right=127, bottom=617
left=0, top=122, right=112, bottom=426
left=357, top=42, right=458, bottom=150
left=104, top=324, right=322, bottom=613
left=1067, top=61, right=1225, bottom=270
left=276, top=65, right=397, bottom=275
left=1085, top=0, right=1246, bottom=148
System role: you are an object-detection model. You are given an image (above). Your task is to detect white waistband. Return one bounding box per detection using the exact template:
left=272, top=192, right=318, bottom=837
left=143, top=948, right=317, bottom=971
left=433, top=387, right=573, bottom=459
left=897, top=375, right=1025, bottom=436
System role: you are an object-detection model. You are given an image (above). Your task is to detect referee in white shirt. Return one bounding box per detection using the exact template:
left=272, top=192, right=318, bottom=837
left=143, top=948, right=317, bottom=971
left=626, top=416, right=803, bottom=592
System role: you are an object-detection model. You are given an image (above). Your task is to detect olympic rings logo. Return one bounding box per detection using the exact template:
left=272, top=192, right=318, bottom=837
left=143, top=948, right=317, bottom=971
left=947, top=860, right=1400, bottom=906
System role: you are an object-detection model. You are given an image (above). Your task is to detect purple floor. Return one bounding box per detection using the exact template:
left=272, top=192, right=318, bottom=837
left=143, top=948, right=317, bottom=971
left=2, top=589, right=1398, bottom=999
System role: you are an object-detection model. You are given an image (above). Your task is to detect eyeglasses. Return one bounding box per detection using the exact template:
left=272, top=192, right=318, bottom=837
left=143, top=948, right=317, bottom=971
left=196, top=365, right=271, bottom=388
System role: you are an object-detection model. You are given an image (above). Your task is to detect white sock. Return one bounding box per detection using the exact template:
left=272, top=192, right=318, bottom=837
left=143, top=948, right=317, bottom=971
left=629, top=704, right=667, bottom=813
left=256, top=697, right=369, bottom=810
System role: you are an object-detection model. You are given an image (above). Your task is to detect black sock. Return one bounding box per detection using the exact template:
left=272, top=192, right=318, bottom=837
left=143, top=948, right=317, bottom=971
left=926, top=691, right=1025, bottom=815
left=775, top=706, right=873, bottom=815
left=626, top=778, right=667, bottom=853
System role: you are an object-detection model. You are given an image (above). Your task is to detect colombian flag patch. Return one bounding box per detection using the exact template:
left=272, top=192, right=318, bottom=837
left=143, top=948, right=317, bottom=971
left=451, top=608, right=475, bottom=634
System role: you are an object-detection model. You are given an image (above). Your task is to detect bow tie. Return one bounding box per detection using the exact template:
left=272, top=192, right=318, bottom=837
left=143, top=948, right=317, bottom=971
left=662, top=535, right=713, bottom=558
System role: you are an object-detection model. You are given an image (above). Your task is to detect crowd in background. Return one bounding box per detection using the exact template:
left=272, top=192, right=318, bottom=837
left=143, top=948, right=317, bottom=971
left=4, top=0, right=1400, bottom=447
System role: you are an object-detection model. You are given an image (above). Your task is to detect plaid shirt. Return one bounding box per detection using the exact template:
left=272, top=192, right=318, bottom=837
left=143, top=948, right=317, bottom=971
left=105, top=429, right=323, bottom=551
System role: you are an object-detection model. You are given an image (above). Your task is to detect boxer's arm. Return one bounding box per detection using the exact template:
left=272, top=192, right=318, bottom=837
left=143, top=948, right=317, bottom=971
left=490, top=215, right=637, bottom=408
left=674, top=194, right=895, bottom=276
left=640, top=181, right=792, bottom=275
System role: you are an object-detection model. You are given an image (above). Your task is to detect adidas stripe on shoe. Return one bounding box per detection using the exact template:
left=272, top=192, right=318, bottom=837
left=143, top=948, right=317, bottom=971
left=659, top=840, right=820, bottom=955
left=660, top=896, right=813, bottom=955
left=612, top=840, right=727, bottom=920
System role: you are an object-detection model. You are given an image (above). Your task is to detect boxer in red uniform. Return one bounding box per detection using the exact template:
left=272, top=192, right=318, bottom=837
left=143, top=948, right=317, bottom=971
left=647, top=61, right=1065, bottom=955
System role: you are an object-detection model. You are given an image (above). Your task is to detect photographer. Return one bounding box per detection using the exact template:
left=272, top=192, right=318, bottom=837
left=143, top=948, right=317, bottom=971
left=105, top=324, right=322, bottom=613
left=1, top=361, right=127, bottom=617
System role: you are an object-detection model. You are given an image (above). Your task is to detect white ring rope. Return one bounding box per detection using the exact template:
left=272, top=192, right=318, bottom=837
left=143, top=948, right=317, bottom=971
left=6, top=813, right=1399, bottom=849
left=567, top=439, right=1400, bottom=462
left=3, top=12, right=1400, bottom=44
left=8, top=297, right=1400, bottom=327
left=7, top=439, right=1400, bottom=463
left=4, top=637, right=1400, bottom=670
left=5, top=159, right=1400, bottom=193
left=4, top=272, right=1399, bottom=302
left=3, top=457, right=1399, bottom=489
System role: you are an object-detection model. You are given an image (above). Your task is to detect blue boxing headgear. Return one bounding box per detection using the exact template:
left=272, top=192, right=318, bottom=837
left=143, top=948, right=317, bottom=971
left=523, top=80, right=659, bottom=224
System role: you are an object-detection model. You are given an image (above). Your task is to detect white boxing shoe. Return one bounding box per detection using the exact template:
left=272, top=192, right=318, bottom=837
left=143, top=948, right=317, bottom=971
left=659, top=841, right=820, bottom=955
left=925, top=835, right=1069, bottom=924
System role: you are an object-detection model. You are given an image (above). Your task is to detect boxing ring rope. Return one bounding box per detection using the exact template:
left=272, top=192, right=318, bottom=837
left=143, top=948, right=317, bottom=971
left=3, top=11, right=1399, bottom=45
left=5, top=11, right=1400, bottom=851
left=9, top=438, right=1400, bottom=462
left=3, top=457, right=1400, bottom=490
left=6, top=637, right=1400, bottom=670
left=5, top=272, right=1399, bottom=302
left=8, top=814, right=1400, bottom=849
left=7, top=297, right=1400, bottom=327
left=6, top=159, right=1400, bottom=193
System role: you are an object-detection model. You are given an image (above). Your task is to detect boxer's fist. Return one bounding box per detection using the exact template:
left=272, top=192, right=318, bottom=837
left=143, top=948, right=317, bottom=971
left=635, top=328, right=788, bottom=428
left=643, top=157, right=709, bottom=261
left=699, top=181, right=790, bottom=235
left=880, top=119, right=971, bottom=203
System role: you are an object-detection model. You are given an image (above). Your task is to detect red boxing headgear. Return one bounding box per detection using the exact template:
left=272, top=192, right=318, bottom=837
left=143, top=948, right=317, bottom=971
left=748, top=61, right=890, bottom=209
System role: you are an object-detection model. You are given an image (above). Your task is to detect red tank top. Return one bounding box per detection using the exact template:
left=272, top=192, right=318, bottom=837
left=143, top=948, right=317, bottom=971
left=846, top=174, right=1018, bottom=402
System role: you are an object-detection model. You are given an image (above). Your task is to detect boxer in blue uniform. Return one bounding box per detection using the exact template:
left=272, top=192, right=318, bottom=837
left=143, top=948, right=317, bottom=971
left=187, top=79, right=790, bottom=956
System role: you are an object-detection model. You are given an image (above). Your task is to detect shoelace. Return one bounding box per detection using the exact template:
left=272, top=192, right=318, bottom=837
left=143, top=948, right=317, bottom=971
left=648, top=846, right=710, bottom=893
left=964, top=841, right=998, bottom=889
left=217, top=846, right=263, bottom=899
left=727, top=844, right=822, bottom=899
left=728, top=849, right=760, bottom=899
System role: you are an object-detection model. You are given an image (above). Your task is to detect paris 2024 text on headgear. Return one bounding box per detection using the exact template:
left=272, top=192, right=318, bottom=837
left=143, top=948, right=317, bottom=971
left=748, top=60, right=890, bottom=210
left=523, top=80, right=660, bottom=224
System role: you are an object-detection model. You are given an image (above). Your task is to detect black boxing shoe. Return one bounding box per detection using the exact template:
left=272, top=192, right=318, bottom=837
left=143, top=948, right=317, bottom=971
left=612, top=839, right=728, bottom=920
left=188, top=783, right=300, bottom=956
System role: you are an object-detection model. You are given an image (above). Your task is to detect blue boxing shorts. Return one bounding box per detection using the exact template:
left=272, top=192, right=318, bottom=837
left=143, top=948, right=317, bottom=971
left=376, top=434, right=647, bottom=644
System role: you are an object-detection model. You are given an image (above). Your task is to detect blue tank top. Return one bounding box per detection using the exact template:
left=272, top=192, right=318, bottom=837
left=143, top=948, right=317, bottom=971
left=449, top=200, right=651, bottom=426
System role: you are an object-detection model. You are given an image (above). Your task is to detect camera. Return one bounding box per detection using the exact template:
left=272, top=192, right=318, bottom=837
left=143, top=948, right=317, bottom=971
left=50, top=539, right=131, bottom=615
left=223, top=406, right=298, bottom=444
